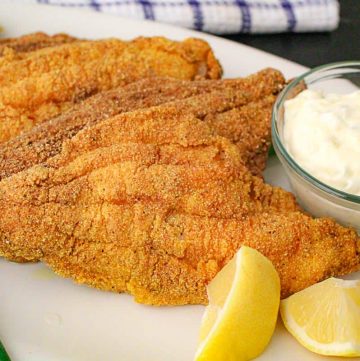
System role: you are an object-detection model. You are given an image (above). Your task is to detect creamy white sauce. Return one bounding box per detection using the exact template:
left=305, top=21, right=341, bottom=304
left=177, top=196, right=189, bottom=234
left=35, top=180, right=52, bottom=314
left=283, top=89, right=360, bottom=196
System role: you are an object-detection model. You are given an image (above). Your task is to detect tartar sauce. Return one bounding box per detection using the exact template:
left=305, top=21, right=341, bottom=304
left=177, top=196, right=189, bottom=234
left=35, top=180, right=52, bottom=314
left=283, top=89, right=360, bottom=196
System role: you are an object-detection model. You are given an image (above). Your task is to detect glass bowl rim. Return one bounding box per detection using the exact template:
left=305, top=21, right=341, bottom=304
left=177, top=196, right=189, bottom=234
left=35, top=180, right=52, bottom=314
left=272, top=60, right=360, bottom=204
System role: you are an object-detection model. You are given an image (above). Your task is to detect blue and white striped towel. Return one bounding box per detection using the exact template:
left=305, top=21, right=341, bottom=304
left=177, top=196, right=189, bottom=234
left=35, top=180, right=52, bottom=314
left=14, top=0, right=340, bottom=34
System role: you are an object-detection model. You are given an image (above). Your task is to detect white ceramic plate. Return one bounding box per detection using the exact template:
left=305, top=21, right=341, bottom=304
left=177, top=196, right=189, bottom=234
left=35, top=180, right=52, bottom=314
left=0, top=3, right=358, bottom=361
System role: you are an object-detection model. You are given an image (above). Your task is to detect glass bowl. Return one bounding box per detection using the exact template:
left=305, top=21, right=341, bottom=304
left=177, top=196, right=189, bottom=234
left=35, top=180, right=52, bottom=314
left=272, top=61, right=360, bottom=233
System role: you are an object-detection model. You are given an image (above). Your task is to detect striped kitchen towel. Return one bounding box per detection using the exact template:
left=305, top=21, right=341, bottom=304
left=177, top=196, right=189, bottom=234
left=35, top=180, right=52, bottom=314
left=14, top=0, right=340, bottom=34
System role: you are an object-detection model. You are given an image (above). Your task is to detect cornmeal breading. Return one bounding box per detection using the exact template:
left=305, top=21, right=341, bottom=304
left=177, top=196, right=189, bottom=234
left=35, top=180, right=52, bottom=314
left=0, top=32, right=77, bottom=57
left=0, top=89, right=358, bottom=305
left=0, top=68, right=284, bottom=180
left=0, top=36, right=221, bottom=143
left=1, top=33, right=358, bottom=307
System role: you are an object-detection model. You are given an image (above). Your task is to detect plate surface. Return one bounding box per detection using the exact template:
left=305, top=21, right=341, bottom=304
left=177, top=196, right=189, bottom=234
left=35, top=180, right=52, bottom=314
left=0, top=3, right=358, bottom=361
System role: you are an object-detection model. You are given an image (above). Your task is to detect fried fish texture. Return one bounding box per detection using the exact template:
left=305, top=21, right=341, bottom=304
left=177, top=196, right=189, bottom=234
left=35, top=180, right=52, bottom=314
left=0, top=32, right=77, bottom=57
left=0, top=68, right=284, bottom=180
left=0, top=95, right=358, bottom=305
left=0, top=36, right=221, bottom=143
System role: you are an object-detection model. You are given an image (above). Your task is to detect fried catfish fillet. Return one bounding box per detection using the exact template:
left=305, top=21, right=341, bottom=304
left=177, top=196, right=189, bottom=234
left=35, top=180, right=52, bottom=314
left=0, top=97, right=359, bottom=305
left=0, top=36, right=221, bottom=143
left=0, top=32, right=78, bottom=57
left=0, top=68, right=284, bottom=180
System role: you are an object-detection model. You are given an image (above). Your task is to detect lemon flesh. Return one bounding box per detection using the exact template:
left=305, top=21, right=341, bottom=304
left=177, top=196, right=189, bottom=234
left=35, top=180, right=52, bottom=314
left=281, top=277, right=360, bottom=357
left=195, top=246, right=280, bottom=361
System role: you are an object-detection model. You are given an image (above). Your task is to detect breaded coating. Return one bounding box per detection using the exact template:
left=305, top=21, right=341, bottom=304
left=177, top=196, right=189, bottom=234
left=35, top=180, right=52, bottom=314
left=206, top=95, right=276, bottom=175
left=0, top=96, right=358, bottom=305
left=47, top=77, right=283, bottom=169
left=0, top=68, right=284, bottom=180
left=0, top=110, right=295, bottom=273
left=0, top=32, right=77, bottom=57
left=0, top=36, right=222, bottom=143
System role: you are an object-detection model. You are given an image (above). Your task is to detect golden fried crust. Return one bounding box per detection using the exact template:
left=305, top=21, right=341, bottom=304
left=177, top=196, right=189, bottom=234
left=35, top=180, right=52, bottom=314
left=42, top=212, right=360, bottom=304
left=206, top=95, right=276, bottom=175
left=0, top=32, right=78, bottom=57
left=238, top=213, right=360, bottom=299
left=0, top=104, right=298, bottom=284
left=126, top=212, right=360, bottom=304
left=0, top=55, right=357, bottom=306
left=0, top=36, right=222, bottom=143
left=0, top=149, right=358, bottom=304
left=2, top=95, right=359, bottom=305
left=0, top=68, right=285, bottom=180
left=0, top=37, right=221, bottom=86
left=49, top=75, right=283, bottom=168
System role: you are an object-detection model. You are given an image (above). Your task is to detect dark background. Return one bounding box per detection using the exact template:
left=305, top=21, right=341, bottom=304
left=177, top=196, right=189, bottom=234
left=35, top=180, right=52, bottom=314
left=223, top=0, right=360, bottom=68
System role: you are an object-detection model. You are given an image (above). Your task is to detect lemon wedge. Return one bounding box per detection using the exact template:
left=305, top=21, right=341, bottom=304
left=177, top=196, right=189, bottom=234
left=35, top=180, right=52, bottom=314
left=280, top=277, right=360, bottom=357
left=195, top=246, right=280, bottom=361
